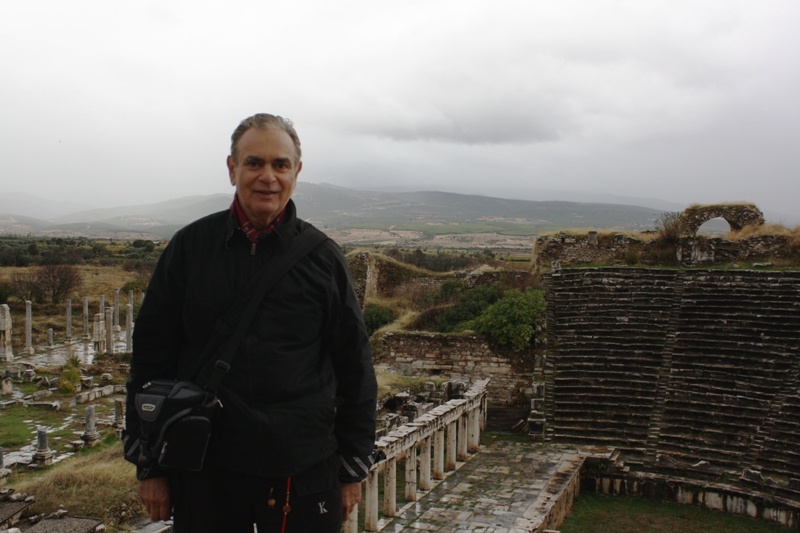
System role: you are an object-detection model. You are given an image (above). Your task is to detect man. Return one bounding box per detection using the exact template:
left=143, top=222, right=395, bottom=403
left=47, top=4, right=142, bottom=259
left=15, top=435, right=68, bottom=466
left=124, top=113, right=377, bottom=532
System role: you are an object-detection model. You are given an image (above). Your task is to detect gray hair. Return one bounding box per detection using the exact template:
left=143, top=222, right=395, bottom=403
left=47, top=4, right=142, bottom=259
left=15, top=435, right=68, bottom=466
left=230, top=113, right=302, bottom=164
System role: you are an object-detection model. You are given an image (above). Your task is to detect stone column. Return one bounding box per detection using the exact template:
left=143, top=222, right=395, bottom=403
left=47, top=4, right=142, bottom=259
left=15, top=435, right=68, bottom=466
left=383, top=457, right=397, bottom=517
left=65, top=299, right=72, bottom=342
left=113, top=288, right=121, bottom=331
left=0, top=446, right=9, bottom=485
left=343, top=501, right=359, bottom=533
left=25, top=300, right=34, bottom=355
left=33, top=426, right=55, bottom=465
left=467, top=409, right=480, bottom=453
left=419, top=436, right=432, bottom=491
left=446, top=421, right=457, bottom=470
left=47, top=328, right=54, bottom=347
left=433, top=428, right=445, bottom=480
left=0, top=304, right=13, bottom=362
left=128, top=289, right=134, bottom=308
left=93, top=313, right=105, bottom=355
left=405, top=445, right=417, bottom=501
left=99, top=294, right=105, bottom=318
left=81, top=405, right=100, bottom=447
left=126, top=303, right=133, bottom=353
left=365, top=468, right=379, bottom=532
left=457, top=415, right=468, bottom=461
left=114, top=398, right=125, bottom=437
left=105, top=308, right=114, bottom=355
left=82, top=297, right=90, bottom=339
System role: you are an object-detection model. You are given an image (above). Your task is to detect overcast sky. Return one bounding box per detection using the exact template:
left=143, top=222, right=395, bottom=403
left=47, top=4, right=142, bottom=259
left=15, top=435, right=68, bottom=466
left=1, top=0, right=798, bottom=219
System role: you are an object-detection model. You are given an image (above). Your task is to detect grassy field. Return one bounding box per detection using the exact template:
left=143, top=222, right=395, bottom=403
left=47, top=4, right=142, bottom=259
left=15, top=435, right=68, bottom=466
left=12, top=441, right=144, bottom=531
left=560, top=492, right=790, bottom=533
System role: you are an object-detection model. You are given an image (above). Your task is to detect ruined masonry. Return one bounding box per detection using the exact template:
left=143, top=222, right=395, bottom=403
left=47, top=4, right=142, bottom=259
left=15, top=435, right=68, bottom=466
left=0, top=305, right=12, bottom=362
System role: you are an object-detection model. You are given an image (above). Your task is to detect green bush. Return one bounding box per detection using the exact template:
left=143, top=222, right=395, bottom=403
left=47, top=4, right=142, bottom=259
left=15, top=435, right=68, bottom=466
left=436, top=283, right=503, bottom=333
left=363, top=306, right=396, bottom=336
left=59, top=363, right=82, bottom=393
left=470, top=288, right=546, bottom=349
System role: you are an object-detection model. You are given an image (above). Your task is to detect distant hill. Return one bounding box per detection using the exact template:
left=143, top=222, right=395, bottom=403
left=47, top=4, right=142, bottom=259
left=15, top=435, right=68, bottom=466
left=0, top=183, right=669, bottom=239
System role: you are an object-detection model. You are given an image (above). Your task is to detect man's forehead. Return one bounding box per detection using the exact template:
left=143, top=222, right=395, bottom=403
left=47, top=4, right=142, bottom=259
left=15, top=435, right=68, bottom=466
left=237, top=127, right=296, bottom=159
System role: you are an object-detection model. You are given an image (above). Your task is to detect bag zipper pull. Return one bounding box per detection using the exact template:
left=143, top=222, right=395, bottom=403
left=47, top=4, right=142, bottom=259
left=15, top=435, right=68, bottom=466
left=251, top=242, right=257, bottom=255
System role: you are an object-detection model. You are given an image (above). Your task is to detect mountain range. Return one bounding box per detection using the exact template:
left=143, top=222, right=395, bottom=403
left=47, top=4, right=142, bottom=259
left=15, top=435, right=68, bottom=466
left=2, top=184, right=759, bottom=242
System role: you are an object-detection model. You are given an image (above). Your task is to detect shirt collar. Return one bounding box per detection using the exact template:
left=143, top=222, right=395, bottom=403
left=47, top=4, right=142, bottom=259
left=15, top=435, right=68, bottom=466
left=230, top=192, right=287, bottom=244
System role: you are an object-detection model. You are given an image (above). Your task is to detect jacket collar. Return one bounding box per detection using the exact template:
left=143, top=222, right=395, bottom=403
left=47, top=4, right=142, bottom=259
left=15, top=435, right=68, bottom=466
left=225, top=199, right=298, bottom=251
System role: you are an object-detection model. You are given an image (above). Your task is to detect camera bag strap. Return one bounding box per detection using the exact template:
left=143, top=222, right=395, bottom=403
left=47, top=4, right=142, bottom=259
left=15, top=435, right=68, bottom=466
left=193, top=225, right=329, bottom=393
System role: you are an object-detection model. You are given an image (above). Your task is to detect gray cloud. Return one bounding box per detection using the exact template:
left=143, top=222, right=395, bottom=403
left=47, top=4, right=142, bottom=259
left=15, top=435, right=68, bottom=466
left=0, top=0, right=798, bottom=218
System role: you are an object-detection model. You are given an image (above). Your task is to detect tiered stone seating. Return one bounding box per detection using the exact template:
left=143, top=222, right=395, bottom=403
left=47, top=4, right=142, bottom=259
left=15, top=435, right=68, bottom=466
left=547, top=268, right=800, bottom=483
left=751, top=388, right=800, bottom=480
left=547, top=269, right=677, bottom=451
left=656, top=271, right=800, bottom=472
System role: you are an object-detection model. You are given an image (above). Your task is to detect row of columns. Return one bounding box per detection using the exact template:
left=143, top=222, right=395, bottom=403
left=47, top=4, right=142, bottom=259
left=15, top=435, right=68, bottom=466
left=346, top=392, right=487, bottom=533
left=1, top=289, right=139, bottom=358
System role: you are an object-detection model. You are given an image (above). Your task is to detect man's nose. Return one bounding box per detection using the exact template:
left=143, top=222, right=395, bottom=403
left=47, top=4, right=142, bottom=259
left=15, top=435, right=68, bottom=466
left=257, top=167, right=276, bottom=183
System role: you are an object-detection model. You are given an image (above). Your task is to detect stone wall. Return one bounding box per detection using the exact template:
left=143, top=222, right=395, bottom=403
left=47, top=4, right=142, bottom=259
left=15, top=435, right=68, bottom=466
left=534, top=232, right=792, bottom=268
left=680, top=204, right=765, bottom=236
left=377, top=332, right=538, bottom=407
left=533, top=231, right=641, bottom=269
left=546, top=267, right=800, bottom=500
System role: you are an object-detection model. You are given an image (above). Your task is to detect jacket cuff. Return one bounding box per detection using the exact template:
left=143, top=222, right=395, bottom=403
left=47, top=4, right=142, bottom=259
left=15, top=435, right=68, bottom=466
left=338, top=454, right=374, bottom=483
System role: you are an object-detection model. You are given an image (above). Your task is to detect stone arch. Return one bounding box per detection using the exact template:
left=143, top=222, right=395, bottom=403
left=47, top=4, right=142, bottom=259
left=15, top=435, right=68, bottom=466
left=680, top=204, right=764, bottom=237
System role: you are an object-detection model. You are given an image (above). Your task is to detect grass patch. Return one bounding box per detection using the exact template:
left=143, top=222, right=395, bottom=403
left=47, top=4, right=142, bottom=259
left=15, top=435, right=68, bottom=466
left=375, top=366, right=445, bottom=403
left=0, top=402, right=80, bottom=449
left=12, top=441, right=144, bottom=530
left=560, top=492, right=788, bottom=533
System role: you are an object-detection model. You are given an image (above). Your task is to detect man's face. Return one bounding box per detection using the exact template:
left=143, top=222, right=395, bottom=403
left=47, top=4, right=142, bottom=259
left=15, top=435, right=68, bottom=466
left=227, top=127, right=302, bottom=229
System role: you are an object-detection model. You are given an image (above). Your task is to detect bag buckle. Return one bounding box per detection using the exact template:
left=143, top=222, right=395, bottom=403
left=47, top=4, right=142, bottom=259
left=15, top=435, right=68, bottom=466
left=214, top=360, right=230, bottom=373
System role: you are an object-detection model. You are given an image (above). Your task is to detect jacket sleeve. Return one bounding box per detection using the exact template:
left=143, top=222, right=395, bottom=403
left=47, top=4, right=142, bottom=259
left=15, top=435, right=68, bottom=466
left=123, top=234, right=187, bottom=479
left=326, top=248, right=378, bottom=483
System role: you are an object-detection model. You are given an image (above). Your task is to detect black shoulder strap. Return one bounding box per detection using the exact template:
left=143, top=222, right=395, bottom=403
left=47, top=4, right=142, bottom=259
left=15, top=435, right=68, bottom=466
left=197, top=225, right=328, bottom=393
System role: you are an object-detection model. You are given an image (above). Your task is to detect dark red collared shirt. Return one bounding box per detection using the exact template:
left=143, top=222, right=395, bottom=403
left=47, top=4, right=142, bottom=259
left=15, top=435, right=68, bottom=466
left=229, top=192, right=286, bottom=244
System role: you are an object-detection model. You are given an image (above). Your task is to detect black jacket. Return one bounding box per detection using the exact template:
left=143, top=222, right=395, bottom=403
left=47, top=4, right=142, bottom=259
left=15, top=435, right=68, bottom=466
left=125, top=200, right=377, bottom=481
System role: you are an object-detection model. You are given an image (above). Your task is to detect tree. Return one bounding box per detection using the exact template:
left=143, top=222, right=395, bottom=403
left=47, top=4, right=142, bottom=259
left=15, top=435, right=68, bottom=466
left=470, top=288, right=546, bottom=350
left=36, top=264, right=83, bottom=303
left=10, top=271, right=43, bottom=302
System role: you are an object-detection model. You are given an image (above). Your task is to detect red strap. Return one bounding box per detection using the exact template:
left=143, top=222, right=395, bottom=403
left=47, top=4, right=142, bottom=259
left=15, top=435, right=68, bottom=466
left=281, top=476, right=292, bottom=533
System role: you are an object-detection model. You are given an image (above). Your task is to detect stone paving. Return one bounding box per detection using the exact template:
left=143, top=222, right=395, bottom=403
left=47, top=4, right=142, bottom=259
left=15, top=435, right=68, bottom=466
left=375, top=438, right=614, bottom=533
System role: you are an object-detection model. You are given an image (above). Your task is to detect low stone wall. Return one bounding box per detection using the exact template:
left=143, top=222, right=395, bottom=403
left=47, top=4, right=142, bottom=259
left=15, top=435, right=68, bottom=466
left=533, top=232, right=642, bottom=268
left=377, top=331, right=537, bottom=407
left=677, top=234, right=789, bottom=264
left=583, top=469, right=800, bottom=529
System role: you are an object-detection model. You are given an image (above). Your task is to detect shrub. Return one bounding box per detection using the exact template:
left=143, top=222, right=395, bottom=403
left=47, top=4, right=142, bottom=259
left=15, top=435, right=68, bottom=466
left=656, top=211, right=682, bottom=242
left=59, top=362, right=82, bottom=393
left=470, top=288, right=546, bottom=350
left=363, top=306, right=396, bottom=336
left=0, top=279, right=9, bottom=304
left=624, top=247, right=641, bottom=265
left=436, top=283, right=503, bottom=332
left=121, top=280, right=148, bottom=293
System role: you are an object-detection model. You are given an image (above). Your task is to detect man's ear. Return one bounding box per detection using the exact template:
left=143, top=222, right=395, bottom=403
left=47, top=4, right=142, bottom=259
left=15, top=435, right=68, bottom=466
left=227, top=156, right=236, bottom=186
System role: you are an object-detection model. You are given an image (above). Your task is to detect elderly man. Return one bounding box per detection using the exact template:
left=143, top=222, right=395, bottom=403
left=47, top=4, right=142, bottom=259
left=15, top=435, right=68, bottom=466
left=124, top=113, right=377, bottom=532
